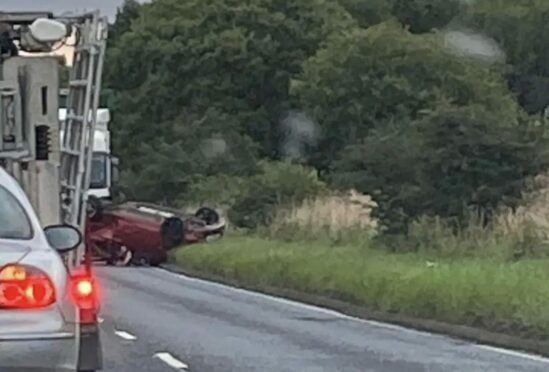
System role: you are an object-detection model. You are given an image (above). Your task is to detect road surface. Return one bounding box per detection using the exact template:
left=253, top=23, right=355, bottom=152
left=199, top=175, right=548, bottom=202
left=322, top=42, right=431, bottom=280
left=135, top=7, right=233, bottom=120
left=96, top=266, right=549, bottom=372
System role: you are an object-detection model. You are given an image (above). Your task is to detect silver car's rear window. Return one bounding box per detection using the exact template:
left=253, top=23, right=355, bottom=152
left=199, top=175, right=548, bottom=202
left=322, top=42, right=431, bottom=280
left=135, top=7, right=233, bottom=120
left=0, top=185, right=33, bottom=240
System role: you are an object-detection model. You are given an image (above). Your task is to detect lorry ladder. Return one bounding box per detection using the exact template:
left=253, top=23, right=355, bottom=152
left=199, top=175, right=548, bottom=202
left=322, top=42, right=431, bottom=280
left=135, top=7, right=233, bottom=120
left=59, top=12, right=108, bottom=268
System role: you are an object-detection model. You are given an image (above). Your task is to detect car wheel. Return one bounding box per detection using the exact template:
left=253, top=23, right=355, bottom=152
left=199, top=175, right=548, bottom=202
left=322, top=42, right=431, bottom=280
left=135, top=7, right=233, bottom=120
left=195, top=207, right=220, bottom=225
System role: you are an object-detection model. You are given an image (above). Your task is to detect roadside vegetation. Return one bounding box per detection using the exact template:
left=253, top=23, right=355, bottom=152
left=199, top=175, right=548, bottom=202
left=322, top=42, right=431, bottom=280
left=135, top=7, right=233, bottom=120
left=176, top=183, right=549, bottom=339
left=176, top=237, right=549, bottom=339
left=107, top=0, right=549, bottom=340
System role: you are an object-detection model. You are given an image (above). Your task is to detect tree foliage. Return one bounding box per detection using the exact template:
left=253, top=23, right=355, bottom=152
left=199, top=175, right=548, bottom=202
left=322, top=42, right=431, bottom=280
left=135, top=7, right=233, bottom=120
left=391, top=0, right=461, bottom=33
left=228, top=161, right=326, bottom=229
left=337, top=0, right=461, bottom=32
left=332, top=104, right=549, bottom=233
left=461, top=0, right=549, bottom=113
left=293, top=21, right=516, bottom=170
left=104, top=0, right=549, bottom=235
left=105, top=0, right=354, bottom=201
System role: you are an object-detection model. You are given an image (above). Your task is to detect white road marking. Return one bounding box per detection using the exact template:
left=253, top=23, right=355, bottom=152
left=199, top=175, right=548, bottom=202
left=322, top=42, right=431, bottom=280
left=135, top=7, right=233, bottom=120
left=153, top=267, right=549, bottom=364
left=98, top=317, right=104, bottom=324
left=154, top=352, right=189, bottom=370
left=114, top=330, right=137, bottom=341
left=476, top=345, right=549, bottom=364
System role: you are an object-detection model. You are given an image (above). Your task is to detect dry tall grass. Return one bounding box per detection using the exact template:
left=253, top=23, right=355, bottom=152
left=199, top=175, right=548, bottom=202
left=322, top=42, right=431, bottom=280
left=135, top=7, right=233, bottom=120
left=408, top=173, right=549, bottom=257
left=266, top=189, right=378, bottom=243
left=263, top=174, right=549, bottom=257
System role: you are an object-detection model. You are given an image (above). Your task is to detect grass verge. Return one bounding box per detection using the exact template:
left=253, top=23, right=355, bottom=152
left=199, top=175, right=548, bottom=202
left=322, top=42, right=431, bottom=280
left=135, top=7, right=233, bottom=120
left=174, top=236, right=549, bottom=348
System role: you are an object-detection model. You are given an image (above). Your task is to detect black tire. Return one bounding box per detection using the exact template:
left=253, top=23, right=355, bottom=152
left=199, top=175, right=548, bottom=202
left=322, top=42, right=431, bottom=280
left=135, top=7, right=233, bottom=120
left=87, top=195, right=104, bottom=222
left=195, top=207, right=220, bottom=226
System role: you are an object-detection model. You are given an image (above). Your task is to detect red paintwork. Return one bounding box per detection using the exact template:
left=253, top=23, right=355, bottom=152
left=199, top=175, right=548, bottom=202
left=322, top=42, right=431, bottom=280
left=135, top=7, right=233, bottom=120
left=84, top=202, right=226, bottom=266
left=86, top=207, right=167, bottom=265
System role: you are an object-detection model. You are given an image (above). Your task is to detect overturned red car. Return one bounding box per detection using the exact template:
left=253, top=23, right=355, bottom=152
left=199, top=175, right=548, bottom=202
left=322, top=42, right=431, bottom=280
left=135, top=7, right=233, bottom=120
left=85, top=198, right=225, bottom=266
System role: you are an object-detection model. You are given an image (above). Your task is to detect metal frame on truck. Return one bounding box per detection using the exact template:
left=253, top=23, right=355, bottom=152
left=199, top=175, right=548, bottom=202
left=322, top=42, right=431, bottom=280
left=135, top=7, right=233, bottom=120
left=0, top=10, right=108, bottom=271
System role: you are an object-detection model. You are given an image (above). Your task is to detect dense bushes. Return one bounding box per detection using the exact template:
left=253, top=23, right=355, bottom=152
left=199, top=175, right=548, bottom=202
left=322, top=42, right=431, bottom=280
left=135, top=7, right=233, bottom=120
left=331, top=104, right=549, bottom=233
left=227, top=162, right=326, bottom=229
left=106, top=0, right=549, bottom=240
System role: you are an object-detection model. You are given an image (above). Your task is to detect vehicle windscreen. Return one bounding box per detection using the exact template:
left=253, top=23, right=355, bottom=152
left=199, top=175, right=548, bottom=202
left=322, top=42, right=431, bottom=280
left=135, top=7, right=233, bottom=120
left=0, top=185, right=33, bottom=240
left=90, top=153, right=108, bottom=189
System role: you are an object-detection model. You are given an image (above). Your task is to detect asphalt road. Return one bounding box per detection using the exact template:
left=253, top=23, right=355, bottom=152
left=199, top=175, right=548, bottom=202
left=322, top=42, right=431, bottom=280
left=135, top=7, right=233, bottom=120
left=96, top=266, right=549, bottom=372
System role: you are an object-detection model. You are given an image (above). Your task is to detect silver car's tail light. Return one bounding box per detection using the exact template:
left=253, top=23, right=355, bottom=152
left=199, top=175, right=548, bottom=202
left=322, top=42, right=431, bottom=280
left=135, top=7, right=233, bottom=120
left=0, top=264, right=56, bottom=309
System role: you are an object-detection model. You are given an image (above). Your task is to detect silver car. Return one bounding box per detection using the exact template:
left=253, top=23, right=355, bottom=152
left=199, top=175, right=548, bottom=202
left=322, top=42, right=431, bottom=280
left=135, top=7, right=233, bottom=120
left=0, top=168, right=102, bottom=372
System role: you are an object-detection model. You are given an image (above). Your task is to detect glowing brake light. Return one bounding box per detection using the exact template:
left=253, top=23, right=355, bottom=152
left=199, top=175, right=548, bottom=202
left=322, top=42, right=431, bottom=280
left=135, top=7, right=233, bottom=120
left=0, top=264, right=55, bottom=309
left=70, top=274, right=99, bottom=324
left=76, top=279, right=93, bottom=297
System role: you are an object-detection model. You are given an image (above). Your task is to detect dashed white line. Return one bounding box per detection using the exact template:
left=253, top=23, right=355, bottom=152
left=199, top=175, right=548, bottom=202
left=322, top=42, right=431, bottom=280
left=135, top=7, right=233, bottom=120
left=154, top=352, right=189, bottom=370
left=114, top=330, right=137, bottom=341
left=154, top=267, right=549, bottom=365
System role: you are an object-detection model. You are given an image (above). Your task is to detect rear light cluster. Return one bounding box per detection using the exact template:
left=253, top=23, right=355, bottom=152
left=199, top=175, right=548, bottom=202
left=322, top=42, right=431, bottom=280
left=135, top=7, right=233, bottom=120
left=0, top=264, right=99, bottom=324
left=70, top=271, right=99, bottom=324
left=0, top=264, right=55, bottom=309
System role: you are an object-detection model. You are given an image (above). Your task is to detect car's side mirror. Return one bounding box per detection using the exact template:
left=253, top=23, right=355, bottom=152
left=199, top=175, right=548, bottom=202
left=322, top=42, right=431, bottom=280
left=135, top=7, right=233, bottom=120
left=111, top=156, right=120, bottom=184
left=44, top=225, right=82, bottom=254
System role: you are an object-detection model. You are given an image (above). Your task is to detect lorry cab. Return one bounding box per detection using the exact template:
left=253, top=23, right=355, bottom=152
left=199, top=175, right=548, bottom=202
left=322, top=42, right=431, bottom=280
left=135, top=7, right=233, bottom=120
left=59, top=108, right=119, bottom=200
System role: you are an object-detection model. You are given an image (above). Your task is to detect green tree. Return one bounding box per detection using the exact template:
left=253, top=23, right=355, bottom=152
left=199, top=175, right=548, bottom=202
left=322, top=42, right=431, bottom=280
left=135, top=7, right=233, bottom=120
left=292, top=21, right=515, bottom=171
left=332, top=103, right=549, bottom=235
left=117, top=108, right=258, bottom=203
left=109, top=0, right=142, bottom=46
left=337, top=0, right=461, bottom=32
left=392, top=0, right=461, bottom=33
left=293, top=20, right=549, bottom=233
left=337, top=0, right=393, bottom=28
left=228, top=161, right=326, bottom=228
left=104, top=0, right=354, bottom=202
left=462, top=0, right=549, bottom=113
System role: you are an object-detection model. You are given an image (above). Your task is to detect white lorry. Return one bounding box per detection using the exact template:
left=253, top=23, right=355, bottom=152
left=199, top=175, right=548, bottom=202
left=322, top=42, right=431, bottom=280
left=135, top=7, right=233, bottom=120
left=59, top=106, right=117, bottom=200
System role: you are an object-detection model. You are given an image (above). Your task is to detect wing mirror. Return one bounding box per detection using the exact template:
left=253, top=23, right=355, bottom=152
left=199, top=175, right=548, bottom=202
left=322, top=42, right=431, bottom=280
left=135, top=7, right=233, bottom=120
left=111, top=156, right=120, bottom=184
left=44, top=225, right=82, bottom=254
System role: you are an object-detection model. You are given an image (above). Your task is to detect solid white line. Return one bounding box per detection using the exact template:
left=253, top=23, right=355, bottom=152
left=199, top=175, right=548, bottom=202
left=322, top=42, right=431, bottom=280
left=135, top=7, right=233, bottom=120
left=153, top=268, right=549, bottom=364
left=476, top=345, right=549, bottom=364
left=114, top=330, right=137, bottom=341
left=154, top=352, right=189, bottom=370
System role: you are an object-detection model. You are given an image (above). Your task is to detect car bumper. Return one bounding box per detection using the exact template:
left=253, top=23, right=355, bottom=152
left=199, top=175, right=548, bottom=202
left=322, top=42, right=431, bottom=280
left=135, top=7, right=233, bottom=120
left=0, top=333, right=77, bottom=372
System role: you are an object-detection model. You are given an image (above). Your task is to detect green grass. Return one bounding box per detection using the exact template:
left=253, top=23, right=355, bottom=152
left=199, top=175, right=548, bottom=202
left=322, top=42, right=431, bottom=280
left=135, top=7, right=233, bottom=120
left=175, top=236, right=549, bottom=338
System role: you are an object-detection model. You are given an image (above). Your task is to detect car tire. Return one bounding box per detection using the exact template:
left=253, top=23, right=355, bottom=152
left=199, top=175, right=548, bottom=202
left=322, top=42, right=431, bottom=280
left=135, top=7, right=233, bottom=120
left=195, top=207, right=220, bottom=225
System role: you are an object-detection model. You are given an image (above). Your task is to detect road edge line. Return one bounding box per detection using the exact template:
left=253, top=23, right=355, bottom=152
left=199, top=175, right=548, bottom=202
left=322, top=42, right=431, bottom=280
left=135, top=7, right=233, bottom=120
left=159, top=263, right=549, bottom=359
